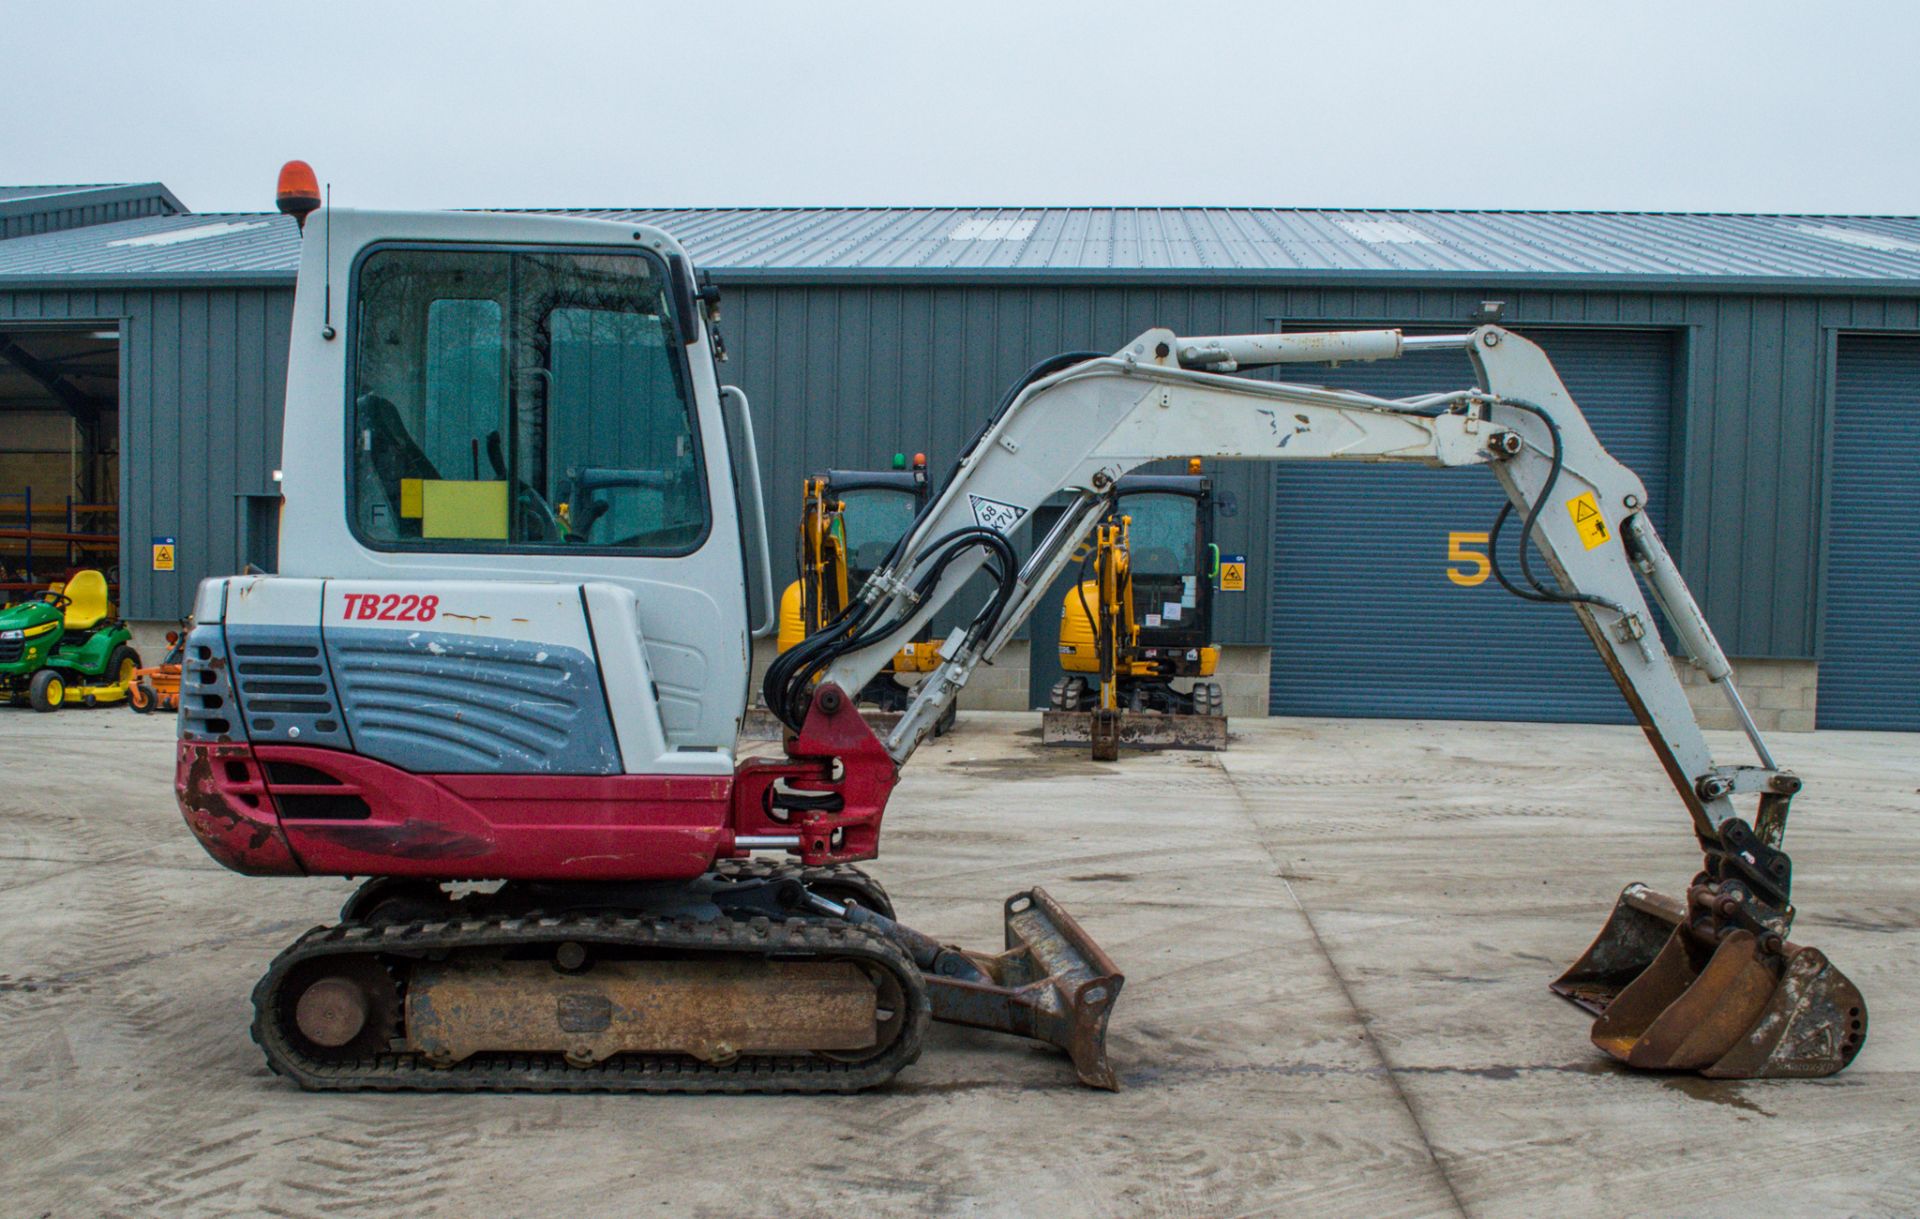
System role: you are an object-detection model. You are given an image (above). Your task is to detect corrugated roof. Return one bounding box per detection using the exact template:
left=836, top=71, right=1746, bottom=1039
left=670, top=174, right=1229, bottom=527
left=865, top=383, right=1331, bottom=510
left=4, top=205, right=1920, bottom=291
left=0, top=183, right=183, bottom=213
left=0, top=184, right=127, bottom=202
left=0, top=212, right=301, bottom=283
left=564, top=207, right=1920, bottom=286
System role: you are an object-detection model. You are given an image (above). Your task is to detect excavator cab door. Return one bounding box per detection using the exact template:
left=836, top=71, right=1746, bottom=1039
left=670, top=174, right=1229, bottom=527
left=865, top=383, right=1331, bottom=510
left=1111, top=474, right=1214, bottom=665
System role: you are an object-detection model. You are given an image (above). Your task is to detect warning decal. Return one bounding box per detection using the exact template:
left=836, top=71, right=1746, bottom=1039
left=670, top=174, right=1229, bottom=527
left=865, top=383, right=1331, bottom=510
left=968, top=494, right=1026, bottom=533
left=1566, top=491, right=1612, bottom=550
left=1218, top=554, right=1247, bottom=592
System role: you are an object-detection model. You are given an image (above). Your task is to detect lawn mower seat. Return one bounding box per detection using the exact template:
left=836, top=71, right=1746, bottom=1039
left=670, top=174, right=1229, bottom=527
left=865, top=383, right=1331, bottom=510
left=61, top=570, right=112, bottom=631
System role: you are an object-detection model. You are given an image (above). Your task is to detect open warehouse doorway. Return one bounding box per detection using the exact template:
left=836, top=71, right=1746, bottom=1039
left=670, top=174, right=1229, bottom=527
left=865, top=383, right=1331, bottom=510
left=0, top=325, right=121, bottom=601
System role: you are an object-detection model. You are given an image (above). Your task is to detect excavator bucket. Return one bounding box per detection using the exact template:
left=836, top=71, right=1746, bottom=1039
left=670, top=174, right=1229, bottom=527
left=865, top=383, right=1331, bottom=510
left=926, top=888, right=1124, bottom=1089
left=1552, top=883, right=1867, bottom=1078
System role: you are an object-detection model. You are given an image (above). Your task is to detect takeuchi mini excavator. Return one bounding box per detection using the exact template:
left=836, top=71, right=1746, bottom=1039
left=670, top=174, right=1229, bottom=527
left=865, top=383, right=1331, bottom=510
left=767, top=457, right=954, bottom=736
left=175, top=182, right=1864, bottom=1093
left=1045, top=466, right=1226, bottom=757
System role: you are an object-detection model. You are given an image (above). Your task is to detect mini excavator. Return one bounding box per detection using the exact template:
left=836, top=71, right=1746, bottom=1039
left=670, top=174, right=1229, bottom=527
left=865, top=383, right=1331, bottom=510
left=1044, top=466, right=1226, bottom=757
left=755, top=457, right=955, bottom=737
left=174, top=184, right=1864, bottom=1093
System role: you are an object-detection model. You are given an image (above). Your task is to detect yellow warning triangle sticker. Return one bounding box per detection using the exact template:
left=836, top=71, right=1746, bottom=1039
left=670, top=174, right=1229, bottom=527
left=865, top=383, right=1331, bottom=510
left=1566, top=491, right=1611, bottom=549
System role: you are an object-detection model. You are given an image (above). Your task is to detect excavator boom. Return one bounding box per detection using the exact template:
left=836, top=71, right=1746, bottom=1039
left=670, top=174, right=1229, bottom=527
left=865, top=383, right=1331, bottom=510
left=767, top=324, right=1864, bottom=1078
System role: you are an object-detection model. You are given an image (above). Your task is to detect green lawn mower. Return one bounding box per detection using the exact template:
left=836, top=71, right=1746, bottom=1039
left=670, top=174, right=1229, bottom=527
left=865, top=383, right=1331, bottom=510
left=0, top=569, right=141, bottom=712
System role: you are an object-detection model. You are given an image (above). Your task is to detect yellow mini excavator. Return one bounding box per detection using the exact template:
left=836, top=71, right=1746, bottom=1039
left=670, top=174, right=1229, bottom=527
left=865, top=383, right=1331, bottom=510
left=1045, top=464, right=1226, bottom=757
left=763, top=455, right=954, bottom=736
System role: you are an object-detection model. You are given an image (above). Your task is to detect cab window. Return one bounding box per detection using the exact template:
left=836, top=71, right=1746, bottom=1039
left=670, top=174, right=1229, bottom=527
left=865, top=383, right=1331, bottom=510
left=349, top=246, right=707, bottom=553
left=1121, top=493, right=1198, bottom=576
left=836, top=487, right=919, bottom=585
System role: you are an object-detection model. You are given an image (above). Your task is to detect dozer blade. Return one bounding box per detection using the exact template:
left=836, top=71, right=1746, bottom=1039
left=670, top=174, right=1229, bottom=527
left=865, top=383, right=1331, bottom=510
left=1552, top=883, right=1868, bottom=1078
left=1040, top=709, right=1228, bottom=753
left=926, top=887, right=1124, bottom=1089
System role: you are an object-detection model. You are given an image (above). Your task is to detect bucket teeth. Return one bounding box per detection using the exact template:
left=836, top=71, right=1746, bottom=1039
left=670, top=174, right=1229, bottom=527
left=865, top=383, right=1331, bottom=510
left=1553, top=883, right=1867, bottom=1079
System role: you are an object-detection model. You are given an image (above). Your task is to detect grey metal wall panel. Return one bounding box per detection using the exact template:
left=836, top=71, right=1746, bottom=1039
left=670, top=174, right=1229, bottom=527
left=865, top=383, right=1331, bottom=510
left=3, top=269, right=1914, bottom=667
left=0, top=284, right=292, bottom=621
left=714, top=283, right=1276, bottom=644
left=1265, top=329, right=1675, bottom=722
left=1819, top=335, right=1920, bottom=728
left=710, top=280, right=1902, bottom=657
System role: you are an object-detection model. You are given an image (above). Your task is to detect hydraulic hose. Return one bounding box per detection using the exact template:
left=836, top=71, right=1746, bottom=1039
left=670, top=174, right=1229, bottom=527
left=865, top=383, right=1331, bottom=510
left=1484, top=397, right=1631, bottom=618
left=765, top=526, right=1019, bottom=731
left=766, top=352, right=1110, bottom=731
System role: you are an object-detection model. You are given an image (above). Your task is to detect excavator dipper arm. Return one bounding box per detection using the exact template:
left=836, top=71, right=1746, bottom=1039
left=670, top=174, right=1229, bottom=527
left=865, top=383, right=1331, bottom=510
left=774, top=324, right=1864, bottom=1079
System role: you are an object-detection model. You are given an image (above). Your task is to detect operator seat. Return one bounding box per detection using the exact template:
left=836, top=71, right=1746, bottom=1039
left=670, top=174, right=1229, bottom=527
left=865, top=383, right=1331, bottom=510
left=357, top=394, right=440, bottom=534
left=60, top=569, right=112, bottom=631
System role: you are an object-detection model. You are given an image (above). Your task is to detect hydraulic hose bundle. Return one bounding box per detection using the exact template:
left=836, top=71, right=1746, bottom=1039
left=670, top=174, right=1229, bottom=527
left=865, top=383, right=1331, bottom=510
left=764, top=351, right=1106, bottom=733
left=763, top=525, right=1019, bottom=732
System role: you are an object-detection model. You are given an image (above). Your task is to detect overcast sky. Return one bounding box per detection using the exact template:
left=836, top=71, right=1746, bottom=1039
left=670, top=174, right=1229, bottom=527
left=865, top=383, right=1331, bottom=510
left=4, top=0, right=1916, bottom=215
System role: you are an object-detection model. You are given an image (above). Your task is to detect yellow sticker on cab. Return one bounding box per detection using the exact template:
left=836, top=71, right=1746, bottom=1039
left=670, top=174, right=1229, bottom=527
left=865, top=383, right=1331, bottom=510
left=1566, top=491, right=1612, bottom=549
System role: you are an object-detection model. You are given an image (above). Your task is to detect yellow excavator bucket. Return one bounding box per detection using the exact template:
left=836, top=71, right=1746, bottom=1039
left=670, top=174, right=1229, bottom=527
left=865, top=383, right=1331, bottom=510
left=1552, top=883, right=1867, bottom=1078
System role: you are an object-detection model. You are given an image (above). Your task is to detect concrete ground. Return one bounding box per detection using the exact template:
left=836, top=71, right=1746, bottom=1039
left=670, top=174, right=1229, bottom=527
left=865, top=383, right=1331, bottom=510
left=0, top=710, right=1914, bottom=1218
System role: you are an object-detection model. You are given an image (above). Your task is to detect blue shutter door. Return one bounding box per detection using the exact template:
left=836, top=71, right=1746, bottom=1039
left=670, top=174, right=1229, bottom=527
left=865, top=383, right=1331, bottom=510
left=1268, top=328, right=1675, bottom=723
left=1819, top=335, right=1920, bottom=730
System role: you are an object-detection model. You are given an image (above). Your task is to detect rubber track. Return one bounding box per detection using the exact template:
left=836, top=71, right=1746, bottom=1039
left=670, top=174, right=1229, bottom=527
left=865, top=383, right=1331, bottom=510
left=250, top=910, right=930, bottom=1094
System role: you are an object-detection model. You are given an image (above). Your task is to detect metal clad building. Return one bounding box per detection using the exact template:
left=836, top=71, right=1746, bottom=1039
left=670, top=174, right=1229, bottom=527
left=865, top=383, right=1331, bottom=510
left=2, top=198, right=1917, bottom=728
left=1264, top=327, right=1676, bottom=723
left=0, top=183, right=184, bottom=241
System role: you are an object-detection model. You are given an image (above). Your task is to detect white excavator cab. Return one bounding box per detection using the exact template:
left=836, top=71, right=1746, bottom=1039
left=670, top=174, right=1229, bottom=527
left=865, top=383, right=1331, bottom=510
left=264, top=208, right=768, bottom=765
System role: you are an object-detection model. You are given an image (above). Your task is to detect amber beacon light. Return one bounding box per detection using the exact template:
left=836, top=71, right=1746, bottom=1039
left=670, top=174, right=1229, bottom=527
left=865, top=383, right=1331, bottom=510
left=275, top=160, right=322, bottom=229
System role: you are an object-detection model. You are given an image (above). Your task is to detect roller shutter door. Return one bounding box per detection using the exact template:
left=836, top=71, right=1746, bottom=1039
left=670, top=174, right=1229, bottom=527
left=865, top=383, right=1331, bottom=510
left=1819, top=335, right=1920, bottom=729
left=1268, top=329, right=1674, bottom=723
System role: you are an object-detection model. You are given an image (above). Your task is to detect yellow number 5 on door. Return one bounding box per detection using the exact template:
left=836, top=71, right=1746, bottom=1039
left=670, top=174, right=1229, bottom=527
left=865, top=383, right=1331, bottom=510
left=1565, top=491, right=1612, bottom=549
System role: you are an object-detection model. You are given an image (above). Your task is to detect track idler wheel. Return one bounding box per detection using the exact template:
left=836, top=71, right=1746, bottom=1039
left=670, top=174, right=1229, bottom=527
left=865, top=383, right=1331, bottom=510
left=1552, top=883, right=1867, bottom=1078
left=281, top=957, right=402, bottom=1060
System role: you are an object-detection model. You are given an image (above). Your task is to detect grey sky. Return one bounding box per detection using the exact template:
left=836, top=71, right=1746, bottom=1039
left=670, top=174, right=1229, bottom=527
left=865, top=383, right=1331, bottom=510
left=4, top=0, right=1916, bottom=214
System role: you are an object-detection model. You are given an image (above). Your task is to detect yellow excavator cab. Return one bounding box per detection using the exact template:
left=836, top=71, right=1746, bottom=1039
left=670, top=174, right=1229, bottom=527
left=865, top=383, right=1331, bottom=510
left=1050, top=476, right=1222, bottom=729
left=775, top=462, right=943, bottom=706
